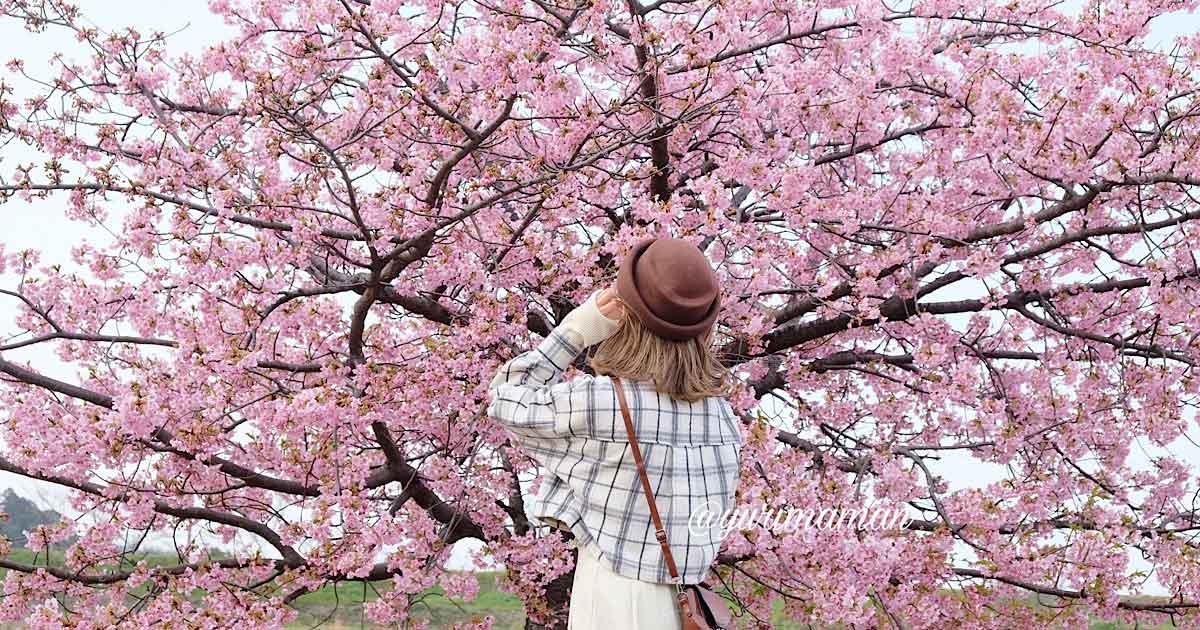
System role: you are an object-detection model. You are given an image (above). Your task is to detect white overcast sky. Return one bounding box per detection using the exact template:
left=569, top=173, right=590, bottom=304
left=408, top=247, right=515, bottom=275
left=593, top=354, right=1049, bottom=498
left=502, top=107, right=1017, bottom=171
left=0, top=2, right=235, bottom=504
left=1, top=0, right=1198, bottom=582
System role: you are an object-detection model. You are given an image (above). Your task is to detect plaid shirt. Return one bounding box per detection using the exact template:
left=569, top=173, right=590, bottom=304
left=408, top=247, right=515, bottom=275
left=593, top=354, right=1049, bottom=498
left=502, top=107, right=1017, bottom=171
left=487, top=324, right=744, bottom=585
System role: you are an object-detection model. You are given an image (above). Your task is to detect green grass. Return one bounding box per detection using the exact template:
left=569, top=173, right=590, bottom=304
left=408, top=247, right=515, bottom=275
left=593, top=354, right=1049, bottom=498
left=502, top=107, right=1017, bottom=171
left=762, top=593, right=1181, bottom=630
left=0, top=548, right=523, bottom=629
left=3, top=547, right=67, bottom=565
left=285, top=571, right=524, bottom=629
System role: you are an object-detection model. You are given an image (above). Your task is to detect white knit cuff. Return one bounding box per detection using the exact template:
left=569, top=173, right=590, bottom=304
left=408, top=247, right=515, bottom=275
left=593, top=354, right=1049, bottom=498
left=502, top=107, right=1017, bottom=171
left=559, top=290, right=621, bottom=348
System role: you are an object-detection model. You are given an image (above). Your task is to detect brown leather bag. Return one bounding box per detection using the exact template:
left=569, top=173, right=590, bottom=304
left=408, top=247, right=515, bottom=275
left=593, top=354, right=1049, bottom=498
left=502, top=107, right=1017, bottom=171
left=611, top=376, right=734, bottom=630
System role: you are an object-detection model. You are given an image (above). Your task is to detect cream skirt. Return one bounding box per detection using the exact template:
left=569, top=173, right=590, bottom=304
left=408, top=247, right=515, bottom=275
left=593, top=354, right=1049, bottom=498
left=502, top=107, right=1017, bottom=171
left=567, top=542, right=683, bottom=630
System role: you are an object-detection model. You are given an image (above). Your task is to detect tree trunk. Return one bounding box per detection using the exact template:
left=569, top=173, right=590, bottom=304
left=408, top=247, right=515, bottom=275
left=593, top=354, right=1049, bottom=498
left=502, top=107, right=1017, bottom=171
left=525, top=530, right=578, bottom=630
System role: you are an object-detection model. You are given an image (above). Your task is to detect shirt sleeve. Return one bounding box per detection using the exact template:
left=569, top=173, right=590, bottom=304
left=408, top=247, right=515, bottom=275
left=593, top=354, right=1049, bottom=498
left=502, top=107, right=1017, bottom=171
left=486, top=324, right=590, bottom=440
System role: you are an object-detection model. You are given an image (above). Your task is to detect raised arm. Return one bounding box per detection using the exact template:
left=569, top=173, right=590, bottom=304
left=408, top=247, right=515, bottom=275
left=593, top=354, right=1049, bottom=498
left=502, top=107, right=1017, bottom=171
left=486, top=288, right=624, bottom=440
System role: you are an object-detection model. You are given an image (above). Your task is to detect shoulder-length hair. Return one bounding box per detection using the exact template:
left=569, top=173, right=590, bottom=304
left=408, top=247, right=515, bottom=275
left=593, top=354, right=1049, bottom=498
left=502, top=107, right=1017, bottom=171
left=587, top=311, right=733, bottom=403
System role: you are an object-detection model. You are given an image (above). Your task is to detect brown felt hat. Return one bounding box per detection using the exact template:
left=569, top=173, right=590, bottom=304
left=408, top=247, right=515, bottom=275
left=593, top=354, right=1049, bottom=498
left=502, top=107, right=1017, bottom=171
left=615, top=237, right=721, bottom=341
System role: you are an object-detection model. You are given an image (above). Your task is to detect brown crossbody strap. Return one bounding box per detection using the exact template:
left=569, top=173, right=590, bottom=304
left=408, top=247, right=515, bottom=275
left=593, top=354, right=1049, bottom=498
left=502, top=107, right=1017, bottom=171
left=611, top=376, right=683, bottom=584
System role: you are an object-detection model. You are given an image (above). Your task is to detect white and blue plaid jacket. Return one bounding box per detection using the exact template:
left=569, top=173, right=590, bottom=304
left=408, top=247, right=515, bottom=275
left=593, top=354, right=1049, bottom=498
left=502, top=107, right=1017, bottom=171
left=487, top=324, right=744, bottom=585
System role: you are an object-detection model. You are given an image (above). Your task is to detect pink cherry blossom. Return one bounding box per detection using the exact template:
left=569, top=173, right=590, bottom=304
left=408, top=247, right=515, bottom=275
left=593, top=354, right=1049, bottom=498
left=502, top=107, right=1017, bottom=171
left=1, top=0, right=1199, bottom=627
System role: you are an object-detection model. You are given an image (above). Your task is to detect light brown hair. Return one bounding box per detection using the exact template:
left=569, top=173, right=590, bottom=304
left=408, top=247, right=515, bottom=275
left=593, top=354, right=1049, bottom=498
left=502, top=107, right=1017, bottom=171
left=588, top=311, right=733, bottom=402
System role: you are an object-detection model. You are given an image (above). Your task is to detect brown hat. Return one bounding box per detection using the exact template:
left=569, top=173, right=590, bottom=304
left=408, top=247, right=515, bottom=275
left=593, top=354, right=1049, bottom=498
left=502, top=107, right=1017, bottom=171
left=615, top=237, right=721, bottom=341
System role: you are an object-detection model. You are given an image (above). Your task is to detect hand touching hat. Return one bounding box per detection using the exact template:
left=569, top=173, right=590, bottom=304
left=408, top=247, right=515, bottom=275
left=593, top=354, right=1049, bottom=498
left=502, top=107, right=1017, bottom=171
left=559, top=286, right=626, bottom=348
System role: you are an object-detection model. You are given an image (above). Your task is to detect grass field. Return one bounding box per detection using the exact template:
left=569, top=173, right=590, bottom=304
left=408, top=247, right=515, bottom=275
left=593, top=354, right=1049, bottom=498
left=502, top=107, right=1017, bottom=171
left=285, top=571, right=523, bottom=629
left=0, top=549, right=1183, bottom=628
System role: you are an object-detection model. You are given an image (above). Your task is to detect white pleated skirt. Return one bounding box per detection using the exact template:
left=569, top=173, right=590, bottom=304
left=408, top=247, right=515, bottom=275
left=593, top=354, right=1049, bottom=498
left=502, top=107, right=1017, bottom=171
left=568, top=542, right=683, bottom=630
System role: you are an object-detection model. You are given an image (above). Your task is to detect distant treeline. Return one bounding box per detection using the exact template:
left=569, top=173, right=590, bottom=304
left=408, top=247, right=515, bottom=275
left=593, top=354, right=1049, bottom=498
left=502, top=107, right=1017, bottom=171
left=1, top=488, right=71, bottom=548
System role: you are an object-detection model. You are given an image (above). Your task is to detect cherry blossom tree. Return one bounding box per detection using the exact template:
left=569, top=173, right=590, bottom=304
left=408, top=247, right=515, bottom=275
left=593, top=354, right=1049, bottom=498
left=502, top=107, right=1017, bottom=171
left=2, top=0, right=1200, bottom=627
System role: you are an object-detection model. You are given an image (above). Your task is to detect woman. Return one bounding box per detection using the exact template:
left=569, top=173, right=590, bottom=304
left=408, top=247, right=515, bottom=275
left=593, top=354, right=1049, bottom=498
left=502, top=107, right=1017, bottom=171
left=487, top=237, right=744, bottom=629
